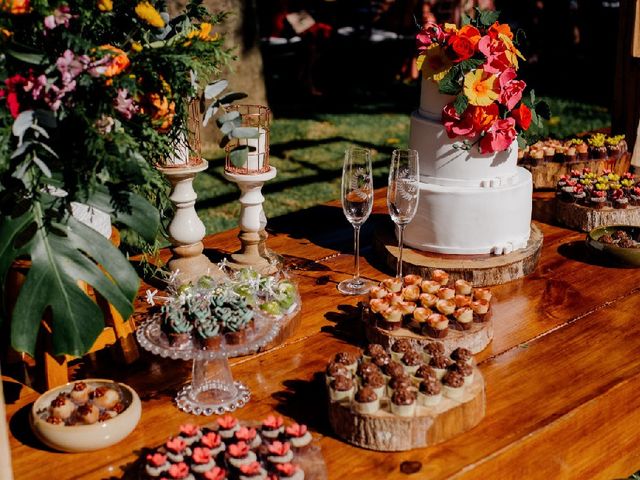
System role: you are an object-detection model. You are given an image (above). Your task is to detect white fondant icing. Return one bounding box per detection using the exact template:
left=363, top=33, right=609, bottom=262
left=419, top=77, right=455, bottom=121
left=403, top=168, right=532, bottom=255
left=409, top=112, right=518, bottom=185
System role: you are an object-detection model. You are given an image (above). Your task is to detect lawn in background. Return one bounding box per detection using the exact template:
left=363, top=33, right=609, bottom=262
left=194, top=97, right=610, bottom=236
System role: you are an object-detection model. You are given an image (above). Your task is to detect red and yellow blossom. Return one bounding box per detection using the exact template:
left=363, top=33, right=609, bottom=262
left=418, top=44, right=452, bottom=82
left=463, top=70, right=499, bottom=107
left=135, top=1, right=165, bottom=29
left=1, top=0, right=30, bottom=14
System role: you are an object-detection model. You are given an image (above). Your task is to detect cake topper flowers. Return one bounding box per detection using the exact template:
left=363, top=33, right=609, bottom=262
left=416, top=9, right=550, bottom=154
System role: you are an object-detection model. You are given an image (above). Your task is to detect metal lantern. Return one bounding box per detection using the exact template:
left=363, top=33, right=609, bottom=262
left=224, top=104, right=271, bottom=174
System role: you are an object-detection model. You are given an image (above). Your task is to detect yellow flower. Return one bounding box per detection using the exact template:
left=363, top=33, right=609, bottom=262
left=444, top=23, right=458, bottom=34
left=418, top=44, right=452, bottom=82
left=131, top=42, right=143, bottom=52
left=463, top=70, right=499, bottom=107
left=97, top=0, right=112, bottom=12
left=135, top=1, right=165, bottom=29
left=498, top=33, right=525, bottom=69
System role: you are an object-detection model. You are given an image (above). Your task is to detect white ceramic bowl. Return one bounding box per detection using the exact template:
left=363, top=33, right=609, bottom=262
left=30, top=378, right=141, bottom=452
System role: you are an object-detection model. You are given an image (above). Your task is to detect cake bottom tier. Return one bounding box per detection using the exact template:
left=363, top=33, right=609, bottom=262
left=404, top=167, right=533, bottom=255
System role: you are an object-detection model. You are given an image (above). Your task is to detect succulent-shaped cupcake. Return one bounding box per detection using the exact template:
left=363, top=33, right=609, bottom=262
left=588, top=133, right=607, bottom=159
left=195, top=315, right=222, bottom=350
left=161, top=301, right=193, bottom=347
left=591, top=183, right=609, bottom=209
left=276, top=280, right=297, bottom=312
left=611, top=187, right=629, bottom=209
left=630, top=186, right=640, bottom=206
left=209, top=288, right=254, bottom=345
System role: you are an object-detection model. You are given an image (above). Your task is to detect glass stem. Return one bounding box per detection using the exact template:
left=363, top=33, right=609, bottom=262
left=397, top=224, right=405, bottom=279
left=353, top=224, right=361, bottom=285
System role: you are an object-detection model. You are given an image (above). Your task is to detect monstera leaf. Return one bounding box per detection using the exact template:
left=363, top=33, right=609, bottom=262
left=0, top=191, right=159, bottom=357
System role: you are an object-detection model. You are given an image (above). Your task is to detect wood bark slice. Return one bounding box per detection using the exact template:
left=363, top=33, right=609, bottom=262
left=555, top=200, right=640, bottom=232
left=364, top=316, right=493, bottom=355
left=523, top=153, right=631, bottom=190
left=374, top=223, right=543, bottom=287
left=328, top=369, right=485, bottom=451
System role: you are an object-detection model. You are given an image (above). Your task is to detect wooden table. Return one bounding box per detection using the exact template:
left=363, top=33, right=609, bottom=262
left=5, top=191, right=640, bottom=479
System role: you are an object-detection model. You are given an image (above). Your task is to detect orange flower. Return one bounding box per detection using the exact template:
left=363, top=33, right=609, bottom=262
left=148, top=93, right=175, bottom=132
left=469, top=104, right=499, bottom=132
left=1, top=0, right=30, bottom=14
left=488, top=22, right=513, bottom=40
left=458, top=25, right=481, bottom=47
left=97, top=45, right=130, bottom=77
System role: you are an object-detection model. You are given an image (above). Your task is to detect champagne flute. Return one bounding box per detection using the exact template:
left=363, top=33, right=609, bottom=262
left=387, top=149, right=419, bottom=279
left=339, top=147, right=374, bottom=295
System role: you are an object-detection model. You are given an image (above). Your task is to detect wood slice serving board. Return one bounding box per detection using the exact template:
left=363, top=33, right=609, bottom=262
left=374, top=223, right=543, bottom=287
left=522, top=153, right=631, bottom=190
left=328, top=369, right=485, bottom=451
left=364, top=314, right=493, bottom=356
left=555, top=200, right=640, bottom=232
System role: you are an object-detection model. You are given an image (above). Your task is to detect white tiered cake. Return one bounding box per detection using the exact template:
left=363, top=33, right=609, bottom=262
left=404, top=78, right=533, bottom=255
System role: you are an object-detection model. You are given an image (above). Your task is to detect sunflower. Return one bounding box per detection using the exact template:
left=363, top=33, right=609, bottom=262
left=135, top=1, right=165, bottom=29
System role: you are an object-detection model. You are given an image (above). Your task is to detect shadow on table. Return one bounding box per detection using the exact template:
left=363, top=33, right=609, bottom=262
left=557, top=240, right=630, bottom=268
left=322, top=304, right=367, bottom=346
left=9, top=403, right=55, bottom=452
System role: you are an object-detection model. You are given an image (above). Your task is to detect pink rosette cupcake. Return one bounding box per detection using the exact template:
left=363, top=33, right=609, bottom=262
left=216, top=415, right=240, bottom=440
left=333, top=351, right=358, bottom=375
left=266, top=441, right=294, bottom=465
left=164, top=462, right=194, bottom=480
left=226, top=441, right=257, bottom=468
left=190, top=447, right=216, bottom=475
left=144, top=452, right=170, bottom=478
left=369, top=298, right=389, bottom=315
left=274, top=463, right=305, bottom=480
left=201, top=466, right=227, bottom=480
left=180, top=423, right=203, bottom=446
left=261, top=415, right=285, bottom=441
left=284, top=423, right=312, bottom=452
left=235, top=426, right=262, bottom=449
left=238, top=461, right=267, bottom=480
left=163, top=437, right=191, bottom=464
left=200, top=431, right=226, bottom=457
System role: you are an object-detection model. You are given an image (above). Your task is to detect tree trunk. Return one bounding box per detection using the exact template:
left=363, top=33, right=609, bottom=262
left=168, top=0, right=268, bottom=156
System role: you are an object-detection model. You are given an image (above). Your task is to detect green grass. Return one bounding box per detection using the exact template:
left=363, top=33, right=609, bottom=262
left=195, top=97, right=611, bottom=236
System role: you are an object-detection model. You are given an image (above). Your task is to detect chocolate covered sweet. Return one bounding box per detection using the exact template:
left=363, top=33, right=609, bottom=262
left=390, top=339, right=413, bottom=361
left=326, top=362, right=349, bottom=380
left=414, top=365, right=437, bottom=383
left=388, top=375, right=412, bottom=392
left=451, top=347, right=473, bottom=364
left=450, top=361, right=474, bottom=385
left=401, top=350, right=423, bottom=376
left=370, top=352, right=391, bottom=368
left=442, top=370, right=465, bottom=400
left=357, top=361, right=380, bottom=378
left=361, top=371, right=385, bottom=389
left=364, top=343, right=386, bottom=359
left=382, top=361, right=405, bottom=379
left=355, top=386, right=378, bottom=404
left=390, top=387, right=416, bottom=417
left=429, top=354, right=453, bottom=379
left=334, top=352, right=358, bottom=373
left=329, top=375, right=354, bottom=402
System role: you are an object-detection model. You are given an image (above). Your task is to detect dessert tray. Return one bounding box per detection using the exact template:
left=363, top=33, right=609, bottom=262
left=137, top=310, right=281, bottom=416
left=363, top=272, right=494, bottom=355
left=138, top=415, right=327, bottom=479
left=30, top=379, right=141, bottom=452
left=586, top=225, right=640, bottom=267
left=325, top=343, right=485, bottom=452
left=554, top=169, right=640, bottom=232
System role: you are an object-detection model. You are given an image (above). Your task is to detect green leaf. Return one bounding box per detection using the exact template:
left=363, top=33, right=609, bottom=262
left=84, top=187, right=160, bottom=244
left=0, top=200, right=139, bottom=357
left=536, top=100, right=551, bottom=120
left=517, top=135, right=527, bottom=150
left=219, top=121, right=235, bottom=135
left=230, top=127, right=259, bottom=139
left=229, top=146, right=249, bottom=168
left=12, top=111, right=34, bottom=140
left=478, top=9, right=501, bottom=27
left=204, top=80, right=228, bottom=99
left=438, top=65, right=463, bottom=95
left=457, top=58, right=484, bottom=75
left=453, top=94, right=469, bottom=116
left=462, top=13, right=472, bottom=26
left=7, top=49, right=45, bottom=65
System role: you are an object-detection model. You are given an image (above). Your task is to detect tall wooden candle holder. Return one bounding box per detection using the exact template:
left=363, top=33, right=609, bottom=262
left=223, top=105, right=278, bottom=274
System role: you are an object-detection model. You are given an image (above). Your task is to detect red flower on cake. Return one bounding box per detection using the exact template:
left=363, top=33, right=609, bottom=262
left=167, top=462, right=189, bottom=479
left=285, top=423, right=308, bottom=437
left=479, top=118, right=517, bottom=154
left=442, top=104, right=475, bottom=139
left=217, top=415, right=237, bottom=430
left=276, top=463, right=299, bottom=476
left=488, top=21, right=514, bottom=40
left=165, top=437, right=187, bottom=453
left=228, top=441, right=249, bottom=458
left=267, top=441, right=291, bottom=456
left=262, top=415, right=284, bottom=429
left=235, top=426, right=257, bottom=442
left=179, top=423, right=200, bottom=436
left=201, top=432, right=222, bottom=448
left=192, top=447, right=212, bottom=464
left=498, top=68, right=526, bottom=111
left=146, top=452, right=167, bottom=467
left=478, top=35, right=512, bottom=74
left=469, top=104, right=499, bottom=133
left=447, top=25, right=481, bottom=62
left=203, top=467, right=227, bottom=480
left=239, top=461, right=262, bottom=475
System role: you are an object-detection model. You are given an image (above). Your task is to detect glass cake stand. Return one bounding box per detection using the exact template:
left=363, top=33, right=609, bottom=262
left=136, top=312, right=281, bottom=415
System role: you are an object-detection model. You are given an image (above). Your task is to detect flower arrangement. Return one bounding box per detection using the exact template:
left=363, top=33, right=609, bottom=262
left=416, top=9, right=550, bottom=154
left=0, top=0, right=235, bottom=357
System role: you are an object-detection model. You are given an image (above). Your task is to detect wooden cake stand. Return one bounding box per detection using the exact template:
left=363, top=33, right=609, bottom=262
left=328, top=368, right=485, bottom=452
left=555, top=200, right=640, bottom=232
left=364, top=312, right=493, bottom=355
left=374, top=222, right=543, bottom=287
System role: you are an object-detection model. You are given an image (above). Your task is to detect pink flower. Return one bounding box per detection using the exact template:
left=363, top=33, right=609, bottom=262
left=498, top=68, right=526, bottom=111
left=239, top=462, right=262, bottom=475
left=23, top=74, right=48, bottom=101
left=191, top=447, right=212, bottom=464
left=442, top=103, right=476, bottom=139
left=200, top=432, right=221, bottom=448
left=285, top=423, right=307, bottom=437
left=165, top=437, right=187, bottom=453
left=416, top=23, right=444, bottom=52
left=227, top=442, right=249, bottom=458
left=262, top=415, right=284, bottom=430
left=179, top=423, right=200, bottom=437
left=56, top=50, right=89, bottom=84
left=114, top=88, right=136, bottom=120
left=216, top=415, right=237, bottom=430
left=478, top=35, right=511, bottom=74
left=44, top=5, right=75, bottom=30
left=167, top=462, right=189, bottom=479
left=267, top=441, right=291, bottom=456
left=145, top=452, right=167, bottom=467
left=235, top=427, right=257, bottom=442
left=479, top=118, right=517, bottom=154
left=276, top=463, right=299, bottom=476
left=203, top=467, right=226, bottom=480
